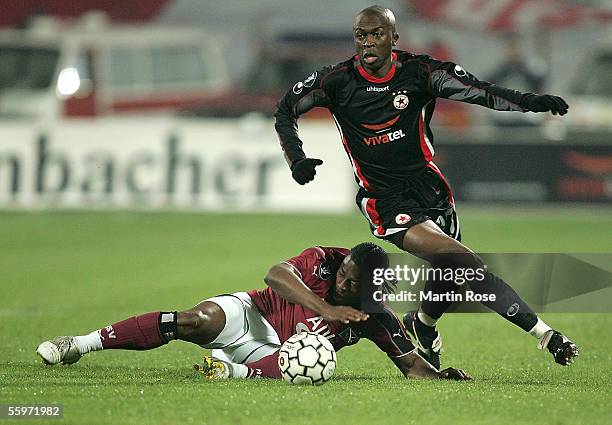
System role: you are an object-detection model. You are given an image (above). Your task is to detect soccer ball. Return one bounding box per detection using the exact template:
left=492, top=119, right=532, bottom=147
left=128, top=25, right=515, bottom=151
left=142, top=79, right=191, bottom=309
left=278, top=331, right=336, bottom=385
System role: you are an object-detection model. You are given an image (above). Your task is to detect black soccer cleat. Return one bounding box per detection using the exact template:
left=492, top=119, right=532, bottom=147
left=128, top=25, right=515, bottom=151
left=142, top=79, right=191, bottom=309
left=539, top=330, right=579, bottom=366
left=402, top=310, right=442, bottom=370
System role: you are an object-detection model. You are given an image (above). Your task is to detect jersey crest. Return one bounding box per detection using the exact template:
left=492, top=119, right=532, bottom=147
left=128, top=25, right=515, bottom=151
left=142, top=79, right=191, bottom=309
left=392, top=90, right=409, bottom=110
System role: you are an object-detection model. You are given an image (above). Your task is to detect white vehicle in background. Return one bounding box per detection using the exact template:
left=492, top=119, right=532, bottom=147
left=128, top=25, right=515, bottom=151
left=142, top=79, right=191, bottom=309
left=0, top=13, right=231, bottom=120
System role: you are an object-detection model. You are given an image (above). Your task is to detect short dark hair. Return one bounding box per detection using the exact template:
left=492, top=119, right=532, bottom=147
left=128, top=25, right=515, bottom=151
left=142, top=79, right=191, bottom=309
left=355, top=5, right=397, bottom=33
left=349, top=242, right=396, bottom=295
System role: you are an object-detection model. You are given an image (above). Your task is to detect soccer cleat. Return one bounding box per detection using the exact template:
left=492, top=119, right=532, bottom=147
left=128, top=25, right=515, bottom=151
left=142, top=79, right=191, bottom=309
left=538, top=330, right=579, bottom=366
left=36, top=336, right=82, bottom=365
left=403, top=310, right=442, bottom=370
left=193, top=356, right=232, bottom=380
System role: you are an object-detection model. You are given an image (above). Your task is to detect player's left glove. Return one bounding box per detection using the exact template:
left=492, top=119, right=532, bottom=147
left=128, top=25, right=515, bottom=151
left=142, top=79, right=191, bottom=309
left=520, top=94, right=569, bottom=115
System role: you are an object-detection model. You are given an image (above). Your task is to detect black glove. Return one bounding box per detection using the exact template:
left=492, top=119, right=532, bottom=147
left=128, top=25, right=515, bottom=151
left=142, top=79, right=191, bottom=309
left=291, top=158, right=323, bottom=185
left=520, top=94, right=569, bottom=115
left=439, top=367, right=472, bottom=381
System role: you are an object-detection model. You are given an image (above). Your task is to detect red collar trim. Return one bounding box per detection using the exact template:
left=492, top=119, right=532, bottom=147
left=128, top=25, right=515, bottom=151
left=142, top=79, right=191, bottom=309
left=355, top=51, right=397, bottom=83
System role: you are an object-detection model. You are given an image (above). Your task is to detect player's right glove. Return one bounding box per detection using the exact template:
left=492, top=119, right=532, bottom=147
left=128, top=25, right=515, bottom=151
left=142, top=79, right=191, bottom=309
left=291, top=158, right=323, bottom=185
left=439, top=367, right=471, bottom=381
left=520, top=94, right=569, bottom=115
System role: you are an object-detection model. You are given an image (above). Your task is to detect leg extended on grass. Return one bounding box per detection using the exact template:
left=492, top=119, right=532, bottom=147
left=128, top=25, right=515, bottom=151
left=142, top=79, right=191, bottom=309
left=36, top=301, right=226, bottom=365
left=36, top=299, right=281, bottom=378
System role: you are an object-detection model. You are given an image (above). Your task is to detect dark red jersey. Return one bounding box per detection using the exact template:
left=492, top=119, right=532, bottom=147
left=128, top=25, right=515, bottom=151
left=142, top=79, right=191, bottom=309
left=248, top=246, right=414, bottom=358
left=275, top=50, right=529, bottom=193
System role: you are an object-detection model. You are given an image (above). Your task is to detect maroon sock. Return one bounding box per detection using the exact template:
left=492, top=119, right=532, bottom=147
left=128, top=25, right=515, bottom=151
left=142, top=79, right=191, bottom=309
left=245, top=352, right=281, bottom=379
left=99, top=312, right=175, bottom=350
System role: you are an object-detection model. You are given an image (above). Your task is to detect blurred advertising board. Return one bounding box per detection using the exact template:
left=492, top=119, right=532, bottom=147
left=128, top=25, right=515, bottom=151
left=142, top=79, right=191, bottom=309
left=0, top=119, right=354, bottom=212
left=0, top=120, right=610, bottom=210
left=434, top=143, right=612, bottom=203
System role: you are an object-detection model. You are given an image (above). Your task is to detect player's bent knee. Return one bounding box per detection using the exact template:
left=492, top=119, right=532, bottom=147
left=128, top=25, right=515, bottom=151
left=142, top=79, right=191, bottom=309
left=177, top=302, right=225, bottom=344
left=402, top=220, right=471, bottom=256
left=423, top=232, right=484, bottom=269
left=431, top=249, right=485, bottom=271
left=177, top=310, right=203, bottom=331
left=176, top=310, right=214, bottom=342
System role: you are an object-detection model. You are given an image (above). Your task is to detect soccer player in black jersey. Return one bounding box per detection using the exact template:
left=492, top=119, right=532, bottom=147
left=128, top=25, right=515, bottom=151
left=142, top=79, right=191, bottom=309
left=274, top=5, right=578, bottom=369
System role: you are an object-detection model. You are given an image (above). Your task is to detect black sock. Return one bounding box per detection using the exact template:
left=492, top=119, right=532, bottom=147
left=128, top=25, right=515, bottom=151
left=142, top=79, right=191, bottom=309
left=418, top=253, right=538, bottom=333
left=418, top=252, right=475, bottom=321
left=469, top=273, right=538, bottom=332
left=420, top=276, right=458, bottom=321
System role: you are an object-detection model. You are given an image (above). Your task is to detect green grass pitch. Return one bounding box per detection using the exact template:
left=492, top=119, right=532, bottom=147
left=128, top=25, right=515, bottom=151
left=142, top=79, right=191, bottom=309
left=1, top=208, right=611, bottom=425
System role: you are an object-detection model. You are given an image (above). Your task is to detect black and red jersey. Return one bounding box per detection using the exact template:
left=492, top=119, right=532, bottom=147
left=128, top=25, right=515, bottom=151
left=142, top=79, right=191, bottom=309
left=248, top=246, right=415, bottom=358
left=275, top=50, right=529, bottom=193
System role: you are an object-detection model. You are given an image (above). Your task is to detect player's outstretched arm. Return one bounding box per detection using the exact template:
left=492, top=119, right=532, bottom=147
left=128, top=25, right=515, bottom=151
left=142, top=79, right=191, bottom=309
left=426, top=59, right=568, bottom=116
left=394, top=351, right=472, bottom=380
left=264, top=263, right=369, bottom=324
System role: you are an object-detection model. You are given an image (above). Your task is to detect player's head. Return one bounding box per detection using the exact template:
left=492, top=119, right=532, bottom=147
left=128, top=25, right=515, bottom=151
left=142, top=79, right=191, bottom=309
left=353, top=5, right=399, bottom=72
left=334, top=242, right=393, bottom=306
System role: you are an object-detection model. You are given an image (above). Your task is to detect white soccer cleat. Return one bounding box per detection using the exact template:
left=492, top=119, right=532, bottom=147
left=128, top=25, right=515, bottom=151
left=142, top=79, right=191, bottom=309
left=537, top=330, right=579, bottom=366
left=36, top=336, right=82, bottom=365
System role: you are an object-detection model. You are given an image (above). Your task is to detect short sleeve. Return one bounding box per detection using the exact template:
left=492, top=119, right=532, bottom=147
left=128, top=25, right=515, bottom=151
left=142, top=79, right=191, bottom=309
left=283, top=247, right=325, bottom=280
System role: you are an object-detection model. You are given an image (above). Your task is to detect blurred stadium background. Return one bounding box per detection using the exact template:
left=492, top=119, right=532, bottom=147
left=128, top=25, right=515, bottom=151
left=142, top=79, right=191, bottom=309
left=1, top=1, right=611, bottom=424
left=0, top=0, right=611, bottom=210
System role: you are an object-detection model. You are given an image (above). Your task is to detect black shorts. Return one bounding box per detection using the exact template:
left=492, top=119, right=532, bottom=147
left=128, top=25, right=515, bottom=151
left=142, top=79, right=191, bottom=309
left=356, top=163, right=461, bottom=249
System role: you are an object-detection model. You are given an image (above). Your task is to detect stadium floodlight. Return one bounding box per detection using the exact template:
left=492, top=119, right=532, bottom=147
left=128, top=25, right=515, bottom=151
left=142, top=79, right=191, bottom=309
left=56, top=67, right=81, bottom=97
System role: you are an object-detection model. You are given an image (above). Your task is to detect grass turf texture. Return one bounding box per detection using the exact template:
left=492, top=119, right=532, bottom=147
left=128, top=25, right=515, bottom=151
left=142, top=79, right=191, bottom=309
left=1, top=208, right=611, bottom=425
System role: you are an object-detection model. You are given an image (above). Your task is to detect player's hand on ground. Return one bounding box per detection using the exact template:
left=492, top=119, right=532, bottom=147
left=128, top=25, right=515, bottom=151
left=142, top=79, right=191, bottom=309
left=321, top=305, right=369, bottom=324
left=520, top=94, right=569, bottom=115
left=438, top=367, right=472, bottom=381
left=291, top=158, right=323, bottom=185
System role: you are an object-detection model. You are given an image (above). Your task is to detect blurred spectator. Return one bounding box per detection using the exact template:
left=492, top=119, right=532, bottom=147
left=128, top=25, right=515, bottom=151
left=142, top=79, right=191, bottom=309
left=425, top=38, right=472, bottom=130
left=488, top=36, right=546, bottom=127
left=427, top=38, right=454, bottom=62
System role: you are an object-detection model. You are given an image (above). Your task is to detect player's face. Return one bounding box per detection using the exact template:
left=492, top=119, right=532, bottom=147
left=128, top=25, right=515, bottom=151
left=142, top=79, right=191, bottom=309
left=334, top=256, right=361, bottom=306
left=353, top=12, right=397, bottom=74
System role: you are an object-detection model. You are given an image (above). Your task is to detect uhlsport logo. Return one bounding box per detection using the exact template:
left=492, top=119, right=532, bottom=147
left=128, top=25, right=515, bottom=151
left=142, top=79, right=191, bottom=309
left=363, top=129, right=406, bottom=146
left=367, top=85, right=389, bottom=92
left=392, top=90, right=409, bottom=109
